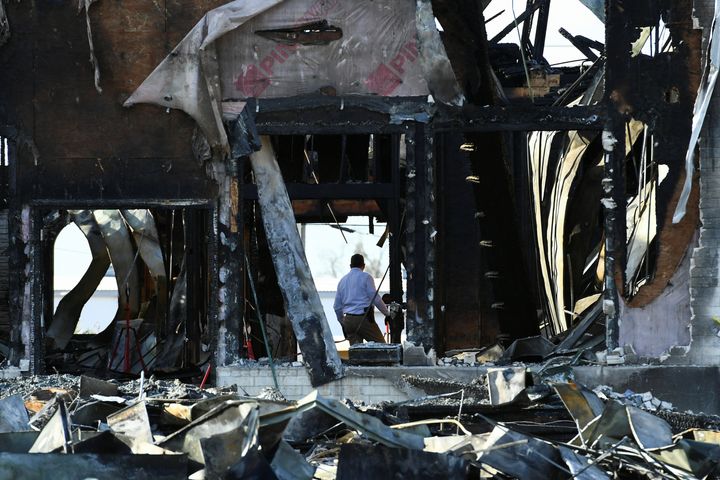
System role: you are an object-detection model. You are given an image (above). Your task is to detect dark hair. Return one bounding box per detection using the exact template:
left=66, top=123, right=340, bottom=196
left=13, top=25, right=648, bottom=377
left=350, top=254, right=365, bottom=268
left=382, top=294, right=392, bottom=302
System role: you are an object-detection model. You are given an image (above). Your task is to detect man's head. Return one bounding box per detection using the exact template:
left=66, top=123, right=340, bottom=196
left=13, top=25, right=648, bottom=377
left=382, top=294, right=392, bottom=303
left=350, top=254, right=365, bottom=269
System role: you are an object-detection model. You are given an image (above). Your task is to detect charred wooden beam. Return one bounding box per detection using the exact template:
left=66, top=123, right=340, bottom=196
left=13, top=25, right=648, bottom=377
left=250, top=136, right=342, bottom=386
left=432, top=105, right=606, bottom=132
left=405, top=125, right=436, bottom=352
left=533, top=0, right=551, bottom=62
left=489, top=0, right=547, bottom=44
left=215, top=164, right=243, bottom=367
left=252, top=96, right=606, bottom=136
left=291, top=200, right=382, bottom=218
left=603, top=0, right=631, bottom=351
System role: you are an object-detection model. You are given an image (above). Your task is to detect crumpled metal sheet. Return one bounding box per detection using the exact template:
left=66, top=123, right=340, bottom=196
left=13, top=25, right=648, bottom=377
left=0, top=395, right=30, bottom=434
left=47, top=211, right=111, bottom=349
left=250, top=137, right=342, bottom=387
left=674, top=0, right=720, bottom=223
left=124, top=0, right=460, bottom=152
left=554, top=383, right=604, bottom=432
left=93, top=210, right=140, bottom=321
left=476, top=425, right=563, bottom=480
left=29, top=402, right=71, bottom=453
left=625, top=162, right=666, bottom=282
left=270, top=440, right=316, bottom=480
left=529, top=128, right=595, bottom=333
left=558, top=446, right=609, bottom=480
left=159, top=400, right=258, bottom=465
left=529, top=119, right=643, bottom=333
left=106, top=401, right=154, bottom=453
left=627, top=405, right=674, bottom=451
left=261, top=391, right=425, bottom=450
left=120, top=210, right=167, bottom=325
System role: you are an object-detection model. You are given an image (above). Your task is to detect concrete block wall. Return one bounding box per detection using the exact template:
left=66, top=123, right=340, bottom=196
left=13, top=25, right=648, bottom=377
left=216, top=366, right=410, bottom=403
left=0, top=367, right=21, bottom=379
left=688, top=0, right=720, bottom=364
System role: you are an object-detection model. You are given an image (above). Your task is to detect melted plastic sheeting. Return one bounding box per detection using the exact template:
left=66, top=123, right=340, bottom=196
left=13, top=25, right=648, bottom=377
left=674, top=0, right=720, bottom=223
left=125, top=0, right=461, bottom=152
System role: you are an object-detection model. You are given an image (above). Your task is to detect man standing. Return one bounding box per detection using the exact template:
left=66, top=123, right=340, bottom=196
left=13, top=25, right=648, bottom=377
left=334, top=254, right=389, bottom=345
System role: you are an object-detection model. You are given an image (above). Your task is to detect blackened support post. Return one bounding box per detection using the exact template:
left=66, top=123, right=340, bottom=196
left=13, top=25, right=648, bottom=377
left=533, top=0, right=551, bottom=62
left=405, top=124, right=436, bottom=352
left=214, top=160, right=242, bottom=367
left=389, top=134, right=403, bottom=303
left=603, top=0, right=629, bottom=352
left=7, top=138, right=43, bottom=373
left=250, top=136, right=342, bottom=387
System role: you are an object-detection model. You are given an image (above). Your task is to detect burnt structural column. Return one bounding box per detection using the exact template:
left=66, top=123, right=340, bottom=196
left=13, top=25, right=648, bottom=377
left=7, top=140, right=43, bottom=372
left=603, top=0, right=630, bottom=351
left=214, top=161, right=243, bottom=367
left=405, top=123, right=436, bottom=351
left=388, top=134, right=404, bottom=303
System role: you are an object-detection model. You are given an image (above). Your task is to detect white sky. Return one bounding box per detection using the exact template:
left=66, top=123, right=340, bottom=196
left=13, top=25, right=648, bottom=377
left=484, top=0, right=604, bottom=65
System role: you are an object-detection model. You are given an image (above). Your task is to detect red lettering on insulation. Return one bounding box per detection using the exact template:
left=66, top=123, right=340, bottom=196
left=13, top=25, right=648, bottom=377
left=364, top=41, right=420, bottom=96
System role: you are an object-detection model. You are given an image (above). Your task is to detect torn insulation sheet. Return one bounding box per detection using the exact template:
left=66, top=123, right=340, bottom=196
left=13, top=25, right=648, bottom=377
left=124, top=0, right=461, bottom=152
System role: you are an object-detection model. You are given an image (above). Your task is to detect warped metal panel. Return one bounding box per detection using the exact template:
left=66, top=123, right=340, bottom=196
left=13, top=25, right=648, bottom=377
left=93, top=210, right=140, bottom=322
left=46, top=211, right=111, bottom=349
left=120, top=209, right=168, bottom=326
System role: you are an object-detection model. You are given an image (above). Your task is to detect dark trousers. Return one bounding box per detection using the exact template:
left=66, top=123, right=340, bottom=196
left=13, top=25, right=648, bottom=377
left=340, top=314, right=386, bottom=345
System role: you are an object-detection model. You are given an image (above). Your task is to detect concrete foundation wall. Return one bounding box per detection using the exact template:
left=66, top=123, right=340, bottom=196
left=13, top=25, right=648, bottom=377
left=216, top=364, right=720, bottom=415
left=573, top=365, right=720, bottom=414
left=216, top=365, right=488, bottom=403
left=620, top=249, right=693, bottom=359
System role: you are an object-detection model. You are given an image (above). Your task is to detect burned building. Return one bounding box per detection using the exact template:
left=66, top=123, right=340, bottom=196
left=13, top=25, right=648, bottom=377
left=0, top=0, right=717, bottom=403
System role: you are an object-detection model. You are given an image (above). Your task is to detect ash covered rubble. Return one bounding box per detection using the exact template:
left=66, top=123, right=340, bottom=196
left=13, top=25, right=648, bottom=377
left=2, top=371, right=720, bottom=479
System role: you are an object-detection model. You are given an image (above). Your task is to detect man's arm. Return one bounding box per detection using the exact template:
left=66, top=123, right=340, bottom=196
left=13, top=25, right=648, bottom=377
left=366, top=274, right=390, bottom=316
left=333, top=282, right=344, bottom=322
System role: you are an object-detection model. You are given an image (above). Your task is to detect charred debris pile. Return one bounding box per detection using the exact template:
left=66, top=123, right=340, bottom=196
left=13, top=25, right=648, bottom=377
left=1, top=371, right=720, bottom=479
